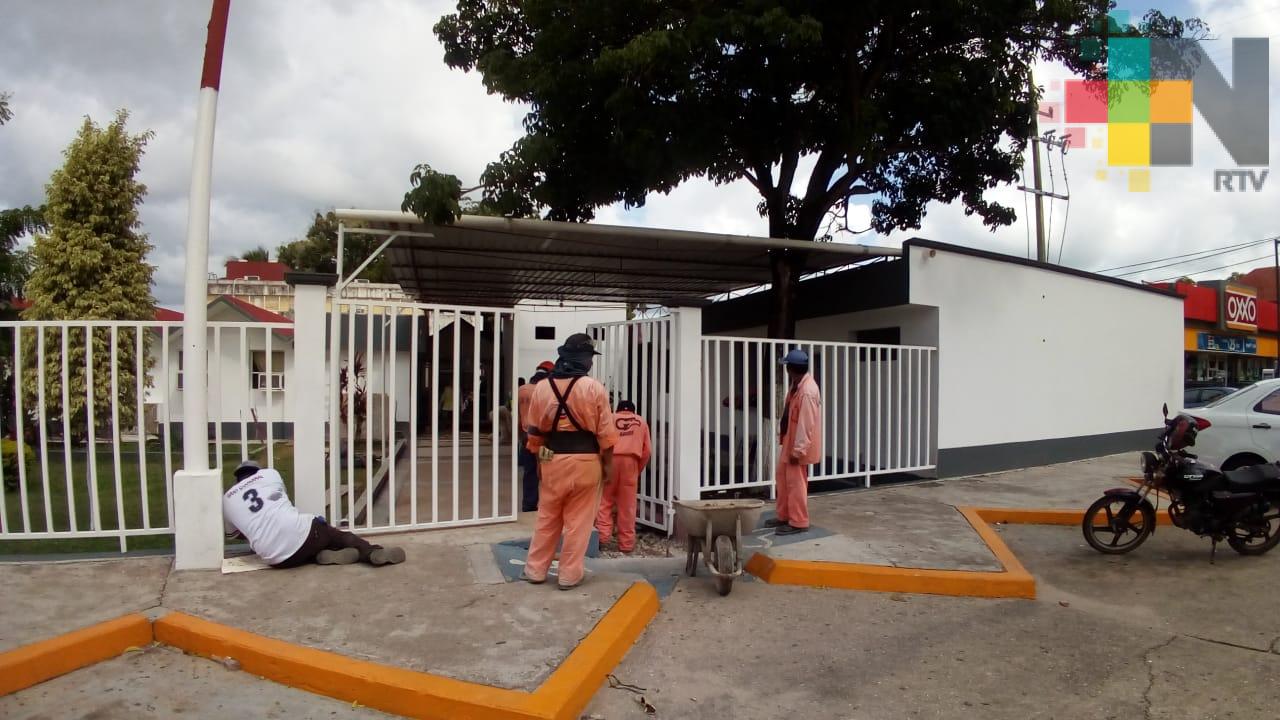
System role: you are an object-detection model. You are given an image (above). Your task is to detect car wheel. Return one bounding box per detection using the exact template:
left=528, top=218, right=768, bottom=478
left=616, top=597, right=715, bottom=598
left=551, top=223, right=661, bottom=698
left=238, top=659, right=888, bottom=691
left=1221, top=454, right=1267, bottom=472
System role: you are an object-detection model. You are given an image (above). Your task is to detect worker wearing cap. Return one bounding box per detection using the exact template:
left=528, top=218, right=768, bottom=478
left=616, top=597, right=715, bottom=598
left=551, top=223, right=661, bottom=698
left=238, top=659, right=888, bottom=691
left=522, top=333, right=618, bottom=589
left=766, top=349, right=823, bottom=535
left=222, top=460, right=406, bottom=567
left=518, top=360, right=555, bottom=511
left=595, top=400, right=651, bottom=553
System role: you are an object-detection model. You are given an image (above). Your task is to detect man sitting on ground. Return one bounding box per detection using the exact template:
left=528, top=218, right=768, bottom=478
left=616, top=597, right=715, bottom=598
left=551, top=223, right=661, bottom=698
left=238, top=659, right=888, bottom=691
left=223, top=460, right=405, bottom=568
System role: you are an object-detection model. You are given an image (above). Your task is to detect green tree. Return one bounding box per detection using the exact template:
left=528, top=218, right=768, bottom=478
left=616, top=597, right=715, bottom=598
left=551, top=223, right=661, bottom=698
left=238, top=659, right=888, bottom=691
left=277, top=210, right=392, bottom=282
left=233, top=245, right=270, bottom=262
left=22, top=110, right=157, bottom=435
left=408, top=3, right=1202, bottom=337
left=0, top=205, right=42, bottom=303
left=0, top=91, right=12, bottom=126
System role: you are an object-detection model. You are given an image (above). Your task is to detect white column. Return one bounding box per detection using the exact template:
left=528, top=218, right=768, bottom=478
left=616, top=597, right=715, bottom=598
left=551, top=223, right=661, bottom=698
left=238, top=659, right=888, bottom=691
left=672, top=307, right=703, bottom=504
left=287, top=275, right=335, bottom=514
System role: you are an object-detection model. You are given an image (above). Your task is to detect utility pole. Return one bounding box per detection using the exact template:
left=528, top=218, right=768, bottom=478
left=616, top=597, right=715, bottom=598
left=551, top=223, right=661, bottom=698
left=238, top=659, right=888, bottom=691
left=1031, top=136, right=1047, bottom=262
left=1019, top=74, right=1070, bottom=263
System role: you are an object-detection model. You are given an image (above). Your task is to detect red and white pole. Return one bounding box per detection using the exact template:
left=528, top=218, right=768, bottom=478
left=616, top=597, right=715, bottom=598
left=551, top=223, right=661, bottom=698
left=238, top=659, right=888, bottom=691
left=175, top=0, right=231, bottom=570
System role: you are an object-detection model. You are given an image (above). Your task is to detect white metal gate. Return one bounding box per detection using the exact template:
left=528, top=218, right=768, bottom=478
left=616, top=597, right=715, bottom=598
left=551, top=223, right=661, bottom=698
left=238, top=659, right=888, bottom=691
left=701, top=336, right=937, bottom=493
left=327, top=299, right=518, bottom=533
left=588, top=315, right=676, bottom=533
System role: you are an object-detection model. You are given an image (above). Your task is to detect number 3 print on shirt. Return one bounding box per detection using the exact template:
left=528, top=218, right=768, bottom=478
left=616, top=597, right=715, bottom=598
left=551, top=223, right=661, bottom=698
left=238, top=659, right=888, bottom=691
left=242, top=488, right=264, bottom=513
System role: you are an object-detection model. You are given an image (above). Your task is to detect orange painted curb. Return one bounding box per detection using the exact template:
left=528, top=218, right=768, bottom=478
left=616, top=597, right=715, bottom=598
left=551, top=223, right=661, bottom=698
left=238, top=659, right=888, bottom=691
left=535, top=582, right=660, bottom=720
left=0, top=614, right=154, bottom=696
left=744, top=506, right=1036, bottom=599
left=981, top=506, right=1174, bottom=527
left=154, top=581, right=660, bottom=720
left=746, top=502, right=1183, bottom=600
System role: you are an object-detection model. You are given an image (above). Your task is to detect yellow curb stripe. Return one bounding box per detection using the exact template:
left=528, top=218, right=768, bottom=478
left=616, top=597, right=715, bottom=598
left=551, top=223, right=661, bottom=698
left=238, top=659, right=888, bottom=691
left=981, top=506, right=1174, bottom=527
left=533, top=582, right=660, bottom=720
left=0, top=614, right=153, bottom=696
left=744, top=552, right=1035, bottom=599
left=154, top=611, right=542, bottom=720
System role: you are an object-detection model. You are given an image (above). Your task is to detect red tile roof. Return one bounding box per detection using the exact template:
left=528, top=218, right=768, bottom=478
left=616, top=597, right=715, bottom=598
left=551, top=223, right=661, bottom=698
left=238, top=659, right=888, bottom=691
left=9, top=298, right=187, bottom=323
left=224, top=260, right=291, bottom=282
left=210, top=295, right=294, bottom=336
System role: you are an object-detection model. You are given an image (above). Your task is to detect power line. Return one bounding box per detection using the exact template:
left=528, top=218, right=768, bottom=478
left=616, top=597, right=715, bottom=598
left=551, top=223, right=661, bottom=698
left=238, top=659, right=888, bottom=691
left=1153, top=252, right=1275, bottom=283
left=1095, top=236, right=1276, bottom=274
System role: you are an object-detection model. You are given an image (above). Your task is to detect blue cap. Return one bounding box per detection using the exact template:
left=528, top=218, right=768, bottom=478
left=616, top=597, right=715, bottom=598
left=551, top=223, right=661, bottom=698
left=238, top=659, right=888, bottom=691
left=780, top=349, right=809, bottom=366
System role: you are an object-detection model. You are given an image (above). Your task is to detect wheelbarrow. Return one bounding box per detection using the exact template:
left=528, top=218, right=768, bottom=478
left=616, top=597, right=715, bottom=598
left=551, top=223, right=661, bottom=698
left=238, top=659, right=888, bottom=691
left=673, top=499, right=765, bottom=596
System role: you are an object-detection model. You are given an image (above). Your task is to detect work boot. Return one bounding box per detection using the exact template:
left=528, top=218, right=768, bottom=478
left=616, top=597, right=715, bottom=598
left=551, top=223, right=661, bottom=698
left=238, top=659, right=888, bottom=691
left=519, top=571, right=546, bottom=584
left=368, top=546, right=406, bottom=566
left=775, top=524, right=808, bottom=536
left=763, top=518, right=786, bottom=529
left=316, top=548, right=359, bottom=565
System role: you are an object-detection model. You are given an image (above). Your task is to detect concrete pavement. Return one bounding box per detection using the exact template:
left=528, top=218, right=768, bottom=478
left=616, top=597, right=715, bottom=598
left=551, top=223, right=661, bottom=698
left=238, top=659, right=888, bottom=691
left=4, top=453, right=1279, bottom=718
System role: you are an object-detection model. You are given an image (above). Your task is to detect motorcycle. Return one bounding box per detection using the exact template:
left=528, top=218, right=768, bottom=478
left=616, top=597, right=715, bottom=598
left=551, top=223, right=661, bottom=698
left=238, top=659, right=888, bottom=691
left=1082, top=403, right=1280, bottom=560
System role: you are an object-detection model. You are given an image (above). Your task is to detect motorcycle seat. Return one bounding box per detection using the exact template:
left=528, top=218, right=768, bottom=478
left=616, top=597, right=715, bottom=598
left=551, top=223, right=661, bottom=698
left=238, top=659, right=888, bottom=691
left=1222, top=463, right=1280, bottom=492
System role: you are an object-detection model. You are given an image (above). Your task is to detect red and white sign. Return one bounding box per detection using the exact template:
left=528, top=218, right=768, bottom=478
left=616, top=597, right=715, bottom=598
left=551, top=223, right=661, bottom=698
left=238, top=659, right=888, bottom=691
left=1224, top=284, right=1258, bottom=332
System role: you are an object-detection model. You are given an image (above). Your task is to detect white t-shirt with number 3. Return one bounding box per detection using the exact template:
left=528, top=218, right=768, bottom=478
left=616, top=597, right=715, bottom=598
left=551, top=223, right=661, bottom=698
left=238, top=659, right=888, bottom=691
left=222, top=468, right=314, bottom=565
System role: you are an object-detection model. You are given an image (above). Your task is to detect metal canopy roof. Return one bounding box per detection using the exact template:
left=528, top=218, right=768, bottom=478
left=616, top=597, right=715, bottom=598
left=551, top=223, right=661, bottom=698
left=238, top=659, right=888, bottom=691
left=334, top=209, right=900, bottom=308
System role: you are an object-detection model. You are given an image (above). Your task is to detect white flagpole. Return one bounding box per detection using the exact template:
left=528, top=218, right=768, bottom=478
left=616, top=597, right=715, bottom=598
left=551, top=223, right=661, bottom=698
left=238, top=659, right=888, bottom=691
left=174, top=0, right=231, bottom=570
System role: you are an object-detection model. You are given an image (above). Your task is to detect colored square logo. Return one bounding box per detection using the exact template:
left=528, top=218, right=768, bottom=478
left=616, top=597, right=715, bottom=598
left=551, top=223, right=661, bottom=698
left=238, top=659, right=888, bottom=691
left=1128, top=169, right=1151, bottom=192
left=1065, top=127, right=1088, bottom=149
left=1108, top=81, right=1149, bottom=122
left=1108, top=123, right=1150, bottom=166
left=1150, top=80, right=1192, bottom=123
left=1150, top=123, right=1192, bottom=166
left=1108, top=38, right=1150, bottom=81
left=1065, top=80, right=1108, bottom=123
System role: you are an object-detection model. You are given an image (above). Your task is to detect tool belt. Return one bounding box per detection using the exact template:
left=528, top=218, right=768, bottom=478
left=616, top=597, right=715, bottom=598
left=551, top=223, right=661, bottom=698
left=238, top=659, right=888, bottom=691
left=545, top=430, right=600, bottom=454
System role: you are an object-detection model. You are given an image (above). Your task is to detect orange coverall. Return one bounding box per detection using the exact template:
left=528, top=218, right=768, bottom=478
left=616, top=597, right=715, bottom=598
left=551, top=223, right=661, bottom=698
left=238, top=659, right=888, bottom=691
left=595, top=410, right=651, bottom=552
left=775, top=372, right=822, bottom=529
left=523, top=376, right=617, bottom=587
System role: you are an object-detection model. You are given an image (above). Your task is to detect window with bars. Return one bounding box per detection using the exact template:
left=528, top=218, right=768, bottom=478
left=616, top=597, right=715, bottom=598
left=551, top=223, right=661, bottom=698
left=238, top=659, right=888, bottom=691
left=251, top=350, right=286, bottom=390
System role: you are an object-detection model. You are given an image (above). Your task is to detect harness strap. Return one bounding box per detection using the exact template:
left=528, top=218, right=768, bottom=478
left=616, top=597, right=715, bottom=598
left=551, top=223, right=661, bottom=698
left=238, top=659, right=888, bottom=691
left=547, top=376, right=588, bottom=434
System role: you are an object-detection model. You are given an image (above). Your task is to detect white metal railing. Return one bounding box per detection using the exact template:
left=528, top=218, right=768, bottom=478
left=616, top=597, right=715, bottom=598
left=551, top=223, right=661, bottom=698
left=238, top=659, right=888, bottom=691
left=327, top=300, right=517, bottom=534
left=701, top=336, right=937, bottom=492
left=0, top=320, right=292, bottom=552
left=588, top=315, right=675, bottom=533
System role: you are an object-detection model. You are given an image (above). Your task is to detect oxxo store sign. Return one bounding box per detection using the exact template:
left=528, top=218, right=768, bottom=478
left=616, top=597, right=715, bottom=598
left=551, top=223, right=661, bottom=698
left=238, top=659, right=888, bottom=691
left=1222, top=284, right=1258, bottom=332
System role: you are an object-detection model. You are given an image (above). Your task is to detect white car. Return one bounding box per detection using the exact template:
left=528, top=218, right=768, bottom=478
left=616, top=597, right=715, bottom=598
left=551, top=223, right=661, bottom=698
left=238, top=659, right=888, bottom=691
left=1184, top=379, right=1280, bottom=471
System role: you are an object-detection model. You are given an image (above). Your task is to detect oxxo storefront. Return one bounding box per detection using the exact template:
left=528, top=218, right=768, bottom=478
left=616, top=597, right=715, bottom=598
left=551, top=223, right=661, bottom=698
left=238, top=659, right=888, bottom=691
left=1170, top=280, right=1278, bottom=385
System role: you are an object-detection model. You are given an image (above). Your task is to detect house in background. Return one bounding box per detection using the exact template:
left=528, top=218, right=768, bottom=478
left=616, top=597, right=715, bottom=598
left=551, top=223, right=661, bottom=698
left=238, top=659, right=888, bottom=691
left=208, top=260, right=413, bottom=317
left=147, top=296, right=296, bottom=440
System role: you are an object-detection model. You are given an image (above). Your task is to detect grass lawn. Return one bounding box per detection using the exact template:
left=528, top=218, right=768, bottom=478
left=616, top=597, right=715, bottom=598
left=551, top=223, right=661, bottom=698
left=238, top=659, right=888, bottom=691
left=0, top=441, right=294, bottom=555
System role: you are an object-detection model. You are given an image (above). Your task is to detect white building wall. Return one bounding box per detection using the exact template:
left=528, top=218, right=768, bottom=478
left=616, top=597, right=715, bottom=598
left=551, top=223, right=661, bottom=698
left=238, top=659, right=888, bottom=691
left=155, top=329, right=296, bottom=426
left=514, top=301, right=627, bottom=379
left=905, top=244, right=1183, bottom=451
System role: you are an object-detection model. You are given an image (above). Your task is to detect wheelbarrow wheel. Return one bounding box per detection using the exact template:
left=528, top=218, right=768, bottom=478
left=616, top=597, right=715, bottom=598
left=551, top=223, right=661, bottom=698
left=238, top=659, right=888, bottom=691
left=713, top=535, right=736, bottom=596
left=685, top=537, right=702, bottom=577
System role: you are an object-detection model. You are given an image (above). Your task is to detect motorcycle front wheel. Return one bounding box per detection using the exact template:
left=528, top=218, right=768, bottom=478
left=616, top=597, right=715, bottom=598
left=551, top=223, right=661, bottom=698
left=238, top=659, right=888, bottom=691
left=1082, top=496, right=1155, bottom=554
left=1227, top=512, right=1280, bottom=556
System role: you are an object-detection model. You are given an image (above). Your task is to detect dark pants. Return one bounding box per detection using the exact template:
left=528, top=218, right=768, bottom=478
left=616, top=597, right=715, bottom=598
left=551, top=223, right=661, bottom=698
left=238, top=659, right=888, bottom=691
left=275, top=517, right=377, bottom=568
left=520, top=445, right=539, bottom=512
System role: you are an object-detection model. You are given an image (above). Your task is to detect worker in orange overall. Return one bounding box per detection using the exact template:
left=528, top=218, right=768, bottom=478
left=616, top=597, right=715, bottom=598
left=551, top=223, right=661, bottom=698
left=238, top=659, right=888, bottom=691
left=595, top=400, right=651, bottom=553
left=765, top=349, right=822, bottom=535
left=518, top=361, right=555, bottom=512
left=522, top=334, right=618, bottom=589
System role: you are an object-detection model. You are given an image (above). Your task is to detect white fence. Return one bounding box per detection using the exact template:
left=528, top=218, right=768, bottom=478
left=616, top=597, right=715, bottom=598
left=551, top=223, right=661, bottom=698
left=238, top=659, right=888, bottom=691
left=327, top=300, right=518, bottom=534
left=588, top=315, right=676, bottom=532
left=0, top=320, right=291, bottom=551
left=701, top=336, right=937, bottom=492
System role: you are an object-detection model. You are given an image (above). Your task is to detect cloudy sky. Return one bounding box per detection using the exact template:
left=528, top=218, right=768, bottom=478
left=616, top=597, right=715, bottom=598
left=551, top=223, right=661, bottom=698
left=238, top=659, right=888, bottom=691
left=1, top=0, right=1276, bottom=308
